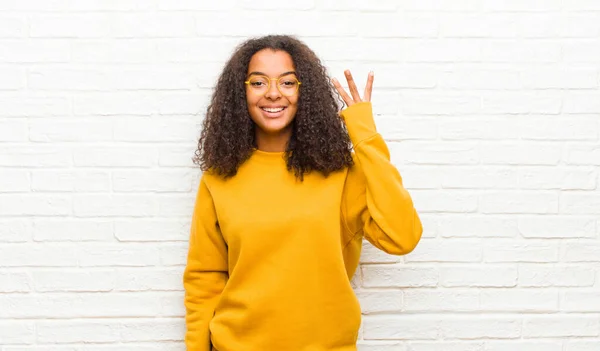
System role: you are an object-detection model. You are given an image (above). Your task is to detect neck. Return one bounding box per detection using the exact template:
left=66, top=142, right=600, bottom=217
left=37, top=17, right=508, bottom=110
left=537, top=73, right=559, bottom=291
left=255, top=128, right=292, bottom=152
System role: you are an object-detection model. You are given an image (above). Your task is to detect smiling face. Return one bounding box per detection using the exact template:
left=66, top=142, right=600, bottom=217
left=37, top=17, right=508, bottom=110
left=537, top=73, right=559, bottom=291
left=246, top=49, right=299, bottom=149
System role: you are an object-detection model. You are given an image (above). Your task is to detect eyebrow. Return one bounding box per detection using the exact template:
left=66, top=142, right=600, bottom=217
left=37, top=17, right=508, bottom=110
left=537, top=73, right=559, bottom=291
left=247, top=71, right=297, bottom=78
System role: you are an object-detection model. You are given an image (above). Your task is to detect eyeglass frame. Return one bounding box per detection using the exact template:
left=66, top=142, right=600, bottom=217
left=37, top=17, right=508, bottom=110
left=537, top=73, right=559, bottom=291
left=244, top=74, right=302, bottom=97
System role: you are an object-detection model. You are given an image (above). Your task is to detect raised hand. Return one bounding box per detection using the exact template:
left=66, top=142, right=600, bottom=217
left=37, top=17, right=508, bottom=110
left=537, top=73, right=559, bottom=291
left=332, top=70, right=374, bottom=107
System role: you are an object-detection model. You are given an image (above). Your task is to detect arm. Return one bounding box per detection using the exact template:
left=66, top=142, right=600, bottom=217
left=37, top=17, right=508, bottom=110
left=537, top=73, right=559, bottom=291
left=183, top=175, right=228, bottom=350
left=341, top=101, right=423, bottom=255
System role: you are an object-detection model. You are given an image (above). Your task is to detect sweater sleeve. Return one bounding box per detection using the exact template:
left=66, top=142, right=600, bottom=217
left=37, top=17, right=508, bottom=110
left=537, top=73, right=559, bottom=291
left=183, top=175, right=228, bottom=350
left=340, top=101, right=423, bottom=255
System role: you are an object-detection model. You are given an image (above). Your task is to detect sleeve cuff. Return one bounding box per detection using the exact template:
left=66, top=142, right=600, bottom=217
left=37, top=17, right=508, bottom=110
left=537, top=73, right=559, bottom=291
left=340, top=101, right=378, bottom=146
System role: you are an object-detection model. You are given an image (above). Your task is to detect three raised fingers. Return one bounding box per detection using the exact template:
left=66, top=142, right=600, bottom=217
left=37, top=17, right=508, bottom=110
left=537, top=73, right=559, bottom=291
left=331, top=70, right=374, bottom=107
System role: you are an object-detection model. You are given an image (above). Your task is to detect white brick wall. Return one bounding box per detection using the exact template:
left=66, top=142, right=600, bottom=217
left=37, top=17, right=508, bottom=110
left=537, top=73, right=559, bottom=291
left=0, top=0, right=599, bottom=350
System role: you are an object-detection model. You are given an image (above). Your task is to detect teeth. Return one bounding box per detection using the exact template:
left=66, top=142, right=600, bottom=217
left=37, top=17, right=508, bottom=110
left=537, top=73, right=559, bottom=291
left=262, top=107, right=285, bottom=113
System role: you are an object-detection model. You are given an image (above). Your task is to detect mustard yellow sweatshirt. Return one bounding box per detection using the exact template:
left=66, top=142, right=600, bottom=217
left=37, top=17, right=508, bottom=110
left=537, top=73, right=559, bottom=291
left=183, top=102, right=422, bottom=351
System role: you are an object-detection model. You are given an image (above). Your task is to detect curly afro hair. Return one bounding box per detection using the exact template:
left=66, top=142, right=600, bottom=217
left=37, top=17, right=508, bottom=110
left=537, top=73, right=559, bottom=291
left=194, top=34, right=354, bottom=181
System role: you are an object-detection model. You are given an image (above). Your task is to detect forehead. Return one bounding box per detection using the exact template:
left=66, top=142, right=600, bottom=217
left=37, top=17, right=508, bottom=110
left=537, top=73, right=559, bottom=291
left=247, top=49, right=295, bottom=75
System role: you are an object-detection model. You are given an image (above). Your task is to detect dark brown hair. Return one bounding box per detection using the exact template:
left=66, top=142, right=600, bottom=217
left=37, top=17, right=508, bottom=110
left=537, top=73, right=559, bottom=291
left=194, top=35, right=353, bottom=180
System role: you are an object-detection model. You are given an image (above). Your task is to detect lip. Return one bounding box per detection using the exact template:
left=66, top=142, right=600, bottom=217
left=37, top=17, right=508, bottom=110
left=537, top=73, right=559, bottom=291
left=260, top=106, right=287, bottom=119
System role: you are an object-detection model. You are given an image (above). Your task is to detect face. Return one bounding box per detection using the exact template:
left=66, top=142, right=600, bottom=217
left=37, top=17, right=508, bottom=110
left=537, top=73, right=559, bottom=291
left=246, top=49, right=299, bottom=141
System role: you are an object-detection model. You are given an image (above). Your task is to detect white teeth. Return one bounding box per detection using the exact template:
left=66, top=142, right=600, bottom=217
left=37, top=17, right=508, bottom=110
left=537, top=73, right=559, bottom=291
left=262, top=107, right=285, bottom=113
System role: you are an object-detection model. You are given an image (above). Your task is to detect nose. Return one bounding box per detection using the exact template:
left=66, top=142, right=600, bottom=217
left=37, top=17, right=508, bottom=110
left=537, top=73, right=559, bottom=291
left=265, top=79, right=281, bottom=100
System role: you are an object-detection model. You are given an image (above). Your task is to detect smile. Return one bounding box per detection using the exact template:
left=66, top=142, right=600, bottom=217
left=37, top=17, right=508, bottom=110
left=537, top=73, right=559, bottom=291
left=261, top=107, right=286, bottom=113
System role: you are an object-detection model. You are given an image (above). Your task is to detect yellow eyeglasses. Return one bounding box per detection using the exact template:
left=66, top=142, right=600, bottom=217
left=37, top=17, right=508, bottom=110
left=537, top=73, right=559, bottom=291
left=245, top=75, right=301, bottom=97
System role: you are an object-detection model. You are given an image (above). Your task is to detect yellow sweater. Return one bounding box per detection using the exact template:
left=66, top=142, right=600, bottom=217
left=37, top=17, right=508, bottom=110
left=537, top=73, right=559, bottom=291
left=183, top=102, right=423, bottom=351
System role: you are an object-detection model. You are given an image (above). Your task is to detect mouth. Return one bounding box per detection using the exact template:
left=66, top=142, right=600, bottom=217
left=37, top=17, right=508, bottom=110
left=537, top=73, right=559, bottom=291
left=260, top=106, right=287, bottom=118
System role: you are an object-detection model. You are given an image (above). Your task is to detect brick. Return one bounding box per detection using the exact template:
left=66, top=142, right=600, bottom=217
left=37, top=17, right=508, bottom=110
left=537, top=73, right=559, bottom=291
left=158, top=0, right=235, bottom=10
left=0, top=145, right=71, bottom=167
left=482, top=92, right=562, bottom=114
left=29, top=118, right=113, bottom=142
left=0, top=40, right=70, bottom=63
left=0, top=220, right=31, bottom=243
left=562, top=242, right=600, bottom=262
left=521, top=68, right=598, bottom=89
left=377, top=116, right=437, bottom=141
left=480, top=289, right=558, bottom=312
left=560, top=193, right=600, bottom=214
left=404, top=39, right=482, bottom=62
left=400, top=93, right=481, bottom=115
left=195, top=12, right=359, bottom=37
left=0, top=169, right=29, bottom=192
left=518, top=216, right=596, bottom=238
left=0, top=244, right=79, bottom=267
left=408, top=342, right=484, bottom=351
left=0, top=321, right=34, bottom=344
left=363, top=315, right=439, bottom=340
left=112, top=170, right=193, bottom=193
left=78, top=244, right=161, bottom=267
left=483, top=0, right=561, bottom=12
left=36, top=319, right=120, bottom=343
left=31, top=170, right=110, bottom=192
left=0, top=96, right=69, bottom=117
left=404, top=239, right=482, bottom=262
left=0, top=16, right=25, bottom=37
left=482, top=41, right=561, bottom=63
left=480, top=143, right=561, bottom=165
left=32, top=269, right=115, bottom=292
left=440, top=118, right=518, bottom=140
left=440, top=266, right=517, bottom=287
left=563, top=40, right=600, bottom=63
left=362, top=266, right=438, bottom=288
left=403, top=289, right=479, bottom=312
left=116, top=268, right=184, bottom=291
left=0, top=293, right=172, bottom=318
left=518, top=167, right=597, bottom=190
left=359, top=14, right=437, bottom=38
left=158, top=145, right=197, bottom=167
left=441, top=167, right=518, bottom=189
left=238, top=0, right=314, bottom=10
left=0, top=195, right=71, bottom=216
left=355, top=289, right=403, bottom=314
left=564, top=92, right=600, bottom=113
left=114, top=219, right=190, bottom=242
left=565, top=341, right=600, bottom=351
left=0, top=272, right=31, bottom=292
left=566, top=144, right=600, bottom=165
left=30, top=15, right=111, bottom=38
left=158, top=243, right=188, bottom=266
left=480, top=191, right=558, bottom=214
left=73, top=146, right=156, bottom=167
left=440, top=14, right=517, bottom=38
left=0, top=119, right=27, bottom=141
left=0, top=67, right=25, bottom=90
left=410, top=190, right=478, bottom=213
left=33, top=219, right=113, bottom=242
left=114, top=117, right=198, bottom=142
left=439, top=216, right=519, bottom=238
left=484, top=242, right=558, bottom=262
left=439, top=316, right=521, bottom=339
left=486, top=341, right=563, bottom=351
left=519, top=265, right=595, bottom=287
left=562, top=292, right=600, bottom=312
left=520, top=115, right=599, bottom=140
left=112, top=13, right=195, bottom=38
left=73, top=195, right=158, bottom=217
left=523, top=315, right=599, bottom=337
left=72, top=40, right=157, bottom=63
left=390, top=142, right=478, bottom=165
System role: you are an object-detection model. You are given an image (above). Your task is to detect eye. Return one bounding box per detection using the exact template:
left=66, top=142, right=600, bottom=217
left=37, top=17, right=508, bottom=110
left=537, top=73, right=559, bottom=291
left=250, top=81, right=265, bottom=86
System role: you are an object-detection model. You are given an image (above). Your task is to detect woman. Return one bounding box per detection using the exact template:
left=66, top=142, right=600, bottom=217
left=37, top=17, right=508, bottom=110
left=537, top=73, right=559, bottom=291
left=184, top=34, right=423, bottom=351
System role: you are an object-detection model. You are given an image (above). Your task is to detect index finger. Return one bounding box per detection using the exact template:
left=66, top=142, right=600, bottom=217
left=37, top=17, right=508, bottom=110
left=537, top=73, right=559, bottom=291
left=363, top=71, right=374, bottom=102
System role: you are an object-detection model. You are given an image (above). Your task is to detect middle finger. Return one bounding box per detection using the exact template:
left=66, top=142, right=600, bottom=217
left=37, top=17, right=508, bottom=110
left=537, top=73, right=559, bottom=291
left=344, top=70, right=362, bottom=102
